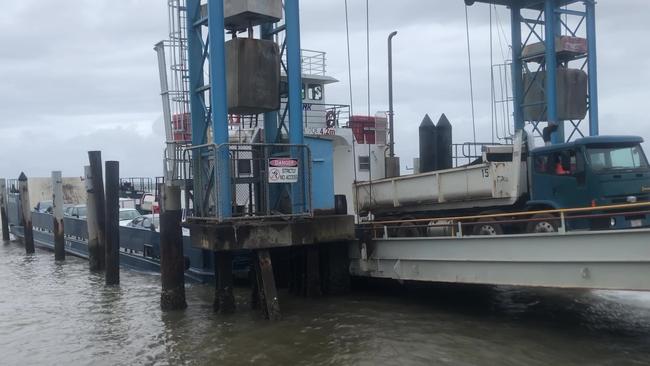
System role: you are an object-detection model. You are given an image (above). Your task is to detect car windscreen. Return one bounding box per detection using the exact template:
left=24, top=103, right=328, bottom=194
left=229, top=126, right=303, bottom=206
left=119, top=210, right=141, bottom=221
left=77, top=206, right=87, bottom=217
left=587, top=144, right=649, bottom=172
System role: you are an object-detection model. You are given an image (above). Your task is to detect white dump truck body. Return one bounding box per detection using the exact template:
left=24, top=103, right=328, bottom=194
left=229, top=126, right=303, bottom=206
left=354, top=132, right=528, bottom=216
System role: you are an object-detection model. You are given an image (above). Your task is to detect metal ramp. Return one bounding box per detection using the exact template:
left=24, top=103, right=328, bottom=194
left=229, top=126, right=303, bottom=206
left=351, top=229, right=650, bottom=291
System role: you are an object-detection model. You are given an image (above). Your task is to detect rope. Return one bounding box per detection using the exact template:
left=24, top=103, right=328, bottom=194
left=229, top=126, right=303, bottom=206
left=344, top=0, right=357, bottom=180
left=464, top=5, right=477, bottom=145
left=344, top=0, right=360, bottom=217
left=344, top=0, right=355, bottom=119
left=366, top=0, right=373, bottom=213
left=366, top=0, right=372, bottom=168
left=490, top=4, right=495, bottom=143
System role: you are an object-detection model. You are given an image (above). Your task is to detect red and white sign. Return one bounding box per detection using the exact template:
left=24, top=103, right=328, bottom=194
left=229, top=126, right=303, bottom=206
left=268, top=159, right=299, bottom=183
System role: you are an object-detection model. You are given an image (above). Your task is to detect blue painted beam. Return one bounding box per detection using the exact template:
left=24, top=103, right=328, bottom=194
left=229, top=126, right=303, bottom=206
left=186, top=0, right=206, bottom=146
left=285, top=0, right=304, bottom=147
left=544, top=0, right=563, bottom=144
left=208, top=0, right=232, bottom=219
left=510, top=4, right=524, bottom=132
left=285, top=0, right=308, bottom=214
left=261, top=23, right=279, bottom=144
left=586, top=0, right=599, bottom=136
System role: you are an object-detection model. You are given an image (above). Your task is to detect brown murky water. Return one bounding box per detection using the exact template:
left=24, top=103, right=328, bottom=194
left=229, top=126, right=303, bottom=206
left=2, top=239, right=650, bottom=366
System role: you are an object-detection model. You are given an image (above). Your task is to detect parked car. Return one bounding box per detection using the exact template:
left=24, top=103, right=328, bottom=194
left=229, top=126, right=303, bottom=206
left=125, top=214, right=189, bottom=236
left=119, top=208, right=142, bottom=226
left=126, top=214, right=159, bottom=232
left=65, top=204, right=87, bottom=219
left=34, top=200, right=53, bottom=213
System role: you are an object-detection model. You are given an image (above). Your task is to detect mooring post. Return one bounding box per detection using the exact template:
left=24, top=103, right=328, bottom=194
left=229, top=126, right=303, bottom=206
left=160, top=184, right=187, bottom=311
left=322, top=242, right=351, bottom=295
left=18, top=173, right=35, bottom=254
left=0, top=178, right=9, bottom=241
left=84, top=166, right=103, bottom=270
left=88, top=151, right=106, bottom=270
left=305, top=245, right=322, bottom=297
left=52, top=171, right=65, bottom=261
left=255, top=249, right=281, bottom=320
left=104, top=161, right=120, bottom=285
left=214, top=251, right=235, bottom=314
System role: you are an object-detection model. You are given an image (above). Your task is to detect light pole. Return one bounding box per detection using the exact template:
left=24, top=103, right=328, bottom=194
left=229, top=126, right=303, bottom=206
left=387, top=30, right=398, bottom=158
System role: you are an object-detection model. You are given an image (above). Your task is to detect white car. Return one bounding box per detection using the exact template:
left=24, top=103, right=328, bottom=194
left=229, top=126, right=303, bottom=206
left=126, top=213, right=190, bottom=236
left=119, top=208, right=142, bottom=226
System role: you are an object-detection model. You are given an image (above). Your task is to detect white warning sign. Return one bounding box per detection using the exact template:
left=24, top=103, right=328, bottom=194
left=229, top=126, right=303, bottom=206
left=268, top=158, right=299, bottom=183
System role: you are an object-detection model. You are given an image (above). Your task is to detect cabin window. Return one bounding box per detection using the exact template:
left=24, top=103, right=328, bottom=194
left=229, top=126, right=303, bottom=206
left=534, top=155, right=550, bottom=174
left=358, top=156, right=370, bottom=171
left=588, top=144, right=649, bottom=171
left=535, top=151, right=577, bottom=176
left=308, top=84, right=323, bottom=100
left=301, top=83, right=306, bottom=100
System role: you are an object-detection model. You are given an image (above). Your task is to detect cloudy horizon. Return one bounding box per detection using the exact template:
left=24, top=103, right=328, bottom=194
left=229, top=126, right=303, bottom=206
left=1, top=0, right=648, bottom=179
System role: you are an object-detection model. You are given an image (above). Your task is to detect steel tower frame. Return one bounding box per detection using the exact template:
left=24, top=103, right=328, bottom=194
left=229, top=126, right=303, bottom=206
left=185, top=0, right=305, bottom=219
left=473, top=0, right=599, bottom=144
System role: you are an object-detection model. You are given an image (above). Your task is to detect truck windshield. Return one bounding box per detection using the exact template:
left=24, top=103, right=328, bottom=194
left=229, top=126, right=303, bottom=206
left=587, top=144, right=649, bottom=172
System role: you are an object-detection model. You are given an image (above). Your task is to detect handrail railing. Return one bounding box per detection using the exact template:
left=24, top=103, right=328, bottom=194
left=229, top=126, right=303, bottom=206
left=182, top=142, right=313, bottom=222
left=359, top=202, right=650, bottom=239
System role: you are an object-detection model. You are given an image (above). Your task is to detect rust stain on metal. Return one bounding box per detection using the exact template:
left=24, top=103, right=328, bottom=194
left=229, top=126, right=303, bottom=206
left=188, top=215, right=354, bottom=251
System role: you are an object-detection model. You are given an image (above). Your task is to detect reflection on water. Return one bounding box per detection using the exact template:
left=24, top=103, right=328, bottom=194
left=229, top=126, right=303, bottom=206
left=1, top=240, right=650, bottom=365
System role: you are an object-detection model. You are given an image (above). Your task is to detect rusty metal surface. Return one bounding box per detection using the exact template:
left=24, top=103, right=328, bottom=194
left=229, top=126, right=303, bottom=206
left=187, top=215, right=355, bottom=251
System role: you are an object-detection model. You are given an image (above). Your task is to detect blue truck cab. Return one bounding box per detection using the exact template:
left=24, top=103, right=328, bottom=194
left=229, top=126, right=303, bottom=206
left=528, top=136, right=650, bottom=229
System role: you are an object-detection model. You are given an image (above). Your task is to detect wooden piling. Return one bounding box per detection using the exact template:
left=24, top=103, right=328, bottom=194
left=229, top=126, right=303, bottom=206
left=160, top=184, right=187, bottom=311
left=88, top=151, right=106, bottom=270
left=305, top=246, right=322, bottom=297
left=84, top=166, right=104, bottom=270
left=214, top=251, right=236, bottom=314
left=254, top=249, right=281, bottom=320
left=18, top=173, right=34, bottom=254
left=320, top=242, right=351, bottom=295
left=104, top=161, right=120, bottom=285
left=52, top=171, right=65, bottom=261
left=0, top=178, right=9, bottom=241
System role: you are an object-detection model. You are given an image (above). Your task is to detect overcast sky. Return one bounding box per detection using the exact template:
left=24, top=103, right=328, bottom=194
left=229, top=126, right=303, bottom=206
left=1, top=0, right=648, bottom=179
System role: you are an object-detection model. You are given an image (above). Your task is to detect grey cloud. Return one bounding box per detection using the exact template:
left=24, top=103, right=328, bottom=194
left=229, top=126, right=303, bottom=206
left=1, top=0, right=649, bottom=179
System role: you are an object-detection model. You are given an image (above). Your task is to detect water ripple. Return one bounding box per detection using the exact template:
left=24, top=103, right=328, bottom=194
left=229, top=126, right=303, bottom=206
left=1, top=242, right=650, bottom=365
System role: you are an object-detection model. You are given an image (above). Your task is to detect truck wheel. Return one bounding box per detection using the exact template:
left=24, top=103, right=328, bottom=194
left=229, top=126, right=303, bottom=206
left=472, top=220, right=503, bottom=236
left=526, top=213, right=559, bottom=233
left=396, top=221, right=422, bottom=237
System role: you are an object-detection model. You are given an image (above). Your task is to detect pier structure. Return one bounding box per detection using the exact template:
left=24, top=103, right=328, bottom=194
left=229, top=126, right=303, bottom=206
left=468, top=0, right=599, bottom=143
left=352, top=228, right=650, bottom=291
left=165, top=0, right=355, bottom=318
left=352, top=202, right=650, bottom=291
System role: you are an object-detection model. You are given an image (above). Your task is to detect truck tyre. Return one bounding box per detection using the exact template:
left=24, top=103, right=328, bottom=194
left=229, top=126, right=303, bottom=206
left=526, top=213, right=559, bottom=233
left=392, top=217, right=423, bottom=237
left=472, top=220, right=503, bottom=236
